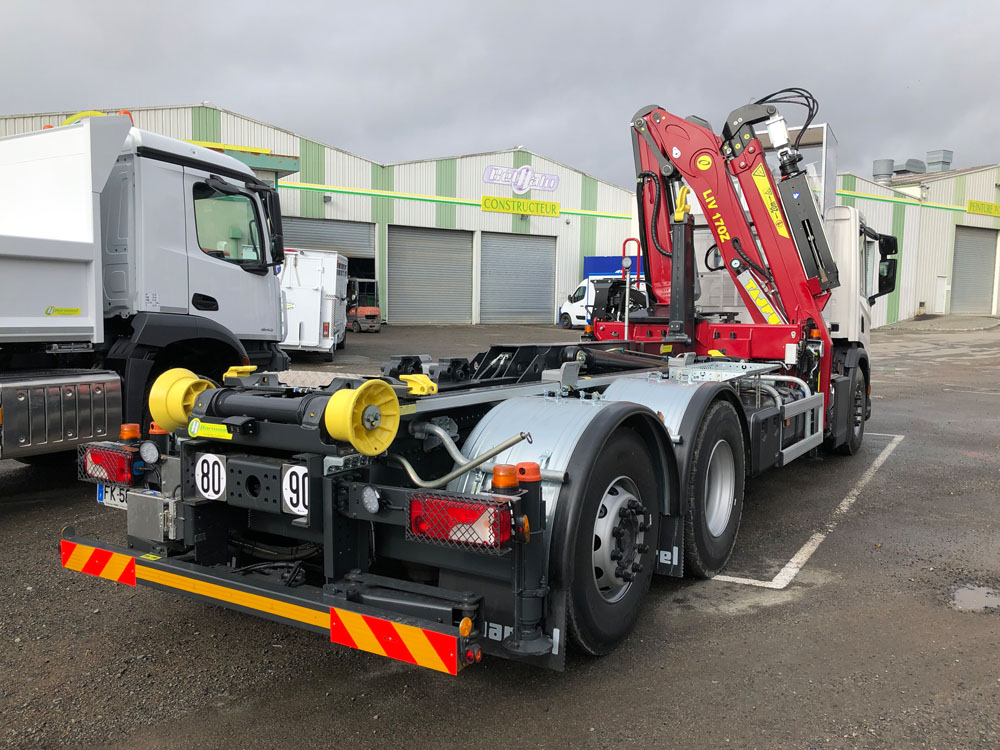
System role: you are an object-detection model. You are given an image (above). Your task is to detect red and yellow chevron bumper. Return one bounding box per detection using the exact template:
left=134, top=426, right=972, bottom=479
left=60, top=540, right=136, bottom=585
left=330, top=607, right=460, bottom=675
left=59, top=536, right=469, bottom=675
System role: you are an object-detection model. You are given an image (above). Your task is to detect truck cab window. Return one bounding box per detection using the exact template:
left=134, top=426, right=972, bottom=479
left=569, top=285, right=586, bottom=302
left=193, top=183, right=264, bottom=265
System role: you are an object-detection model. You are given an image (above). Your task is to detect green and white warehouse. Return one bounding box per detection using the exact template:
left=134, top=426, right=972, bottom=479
left=3, top=104, right=997, bottom=328
left=0, top=104, right=635, bottom=325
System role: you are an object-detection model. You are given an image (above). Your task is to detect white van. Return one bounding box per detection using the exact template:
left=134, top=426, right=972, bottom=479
left=559, top=276, right=643, bottom=329
left=280, top=248, right=348, bottom=360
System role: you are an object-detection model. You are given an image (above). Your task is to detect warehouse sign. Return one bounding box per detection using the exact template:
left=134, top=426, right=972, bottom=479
left=482, top=165, right=559, bottom=194
left=967, top=199, right=1000, bottom=218
left=481, top=195, right=560, bottom=217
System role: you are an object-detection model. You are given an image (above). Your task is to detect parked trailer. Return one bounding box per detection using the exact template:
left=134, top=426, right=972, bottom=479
left=280, top=248, right=349, bottom=360
left=61, top=89, right=897, bottom=674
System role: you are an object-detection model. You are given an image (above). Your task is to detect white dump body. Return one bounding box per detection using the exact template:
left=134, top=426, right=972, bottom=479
left=0, top=116, right=131, bottom=344
left=280, top=248, right=348, bottom=357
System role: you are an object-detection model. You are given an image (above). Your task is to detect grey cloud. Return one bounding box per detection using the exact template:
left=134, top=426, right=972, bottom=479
left=2, top=0, right=998, bottom=188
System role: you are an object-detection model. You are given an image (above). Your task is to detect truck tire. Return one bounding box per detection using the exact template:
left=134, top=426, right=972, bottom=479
left=683, top=399, right=745, bottom=578
left=336, top=336, right=345, bottom=350
left=352, top=321, right=361, bottom=334
left=838, top=368, right=866, bottom=455
left=560, top=313, right=573, bottom=329
left=568, top=428, right=659, bottom=655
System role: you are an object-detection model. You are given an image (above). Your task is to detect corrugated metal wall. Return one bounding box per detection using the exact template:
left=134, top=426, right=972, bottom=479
left=838, top=167, right=1000, bottom=323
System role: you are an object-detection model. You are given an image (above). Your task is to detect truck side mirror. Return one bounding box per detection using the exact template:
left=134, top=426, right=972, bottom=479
left=270, top=233, right=285, bottom=266
left=868, top=257, right=897, bottom=306
left=878, top=234, right=898, bottom=256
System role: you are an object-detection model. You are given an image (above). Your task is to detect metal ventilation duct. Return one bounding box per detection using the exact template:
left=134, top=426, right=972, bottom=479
left=873, top=158, right=894, bottom=185
left=926, top=149, right=954, bottom=173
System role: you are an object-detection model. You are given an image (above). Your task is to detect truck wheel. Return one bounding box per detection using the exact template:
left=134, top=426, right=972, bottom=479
left=336, top=337, right=345, bottom=350
left=568, top=428, right=659, bottom=655
left=560, top=313, right=573, bottom=329
left=352, top=321, right=361, bottom=334
left=684, top=400, right=745, bottom=578
left=838, top=369, right=866, bottom=455
left=374, top=323, right=382, bottom=333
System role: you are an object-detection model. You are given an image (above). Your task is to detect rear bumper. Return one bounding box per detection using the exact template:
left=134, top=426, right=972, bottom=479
left=60, top=532, right=476, bottom=675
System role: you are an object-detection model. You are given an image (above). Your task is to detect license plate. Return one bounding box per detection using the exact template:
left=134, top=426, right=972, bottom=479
left=97, top=483, right=129, bottom=509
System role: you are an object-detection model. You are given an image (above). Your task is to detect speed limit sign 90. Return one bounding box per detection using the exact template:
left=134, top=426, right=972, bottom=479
left=281, top=465, right=309, bottom=516
left=194, top=454, right=226, bottom=500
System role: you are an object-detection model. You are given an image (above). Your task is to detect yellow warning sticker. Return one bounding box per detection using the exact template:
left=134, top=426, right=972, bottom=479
left=741, top=276, right=784, bottom=325
left=695, top=154, right=713, bottom=171
left=187, top=418, right=233, bottom=440
left=139, top=553, right=162, bottom=561
left=750, top=165, right=789, bottom=238
left=659, top=344, right=673, bottom=354
left=44, top=306, right=82, bottom=316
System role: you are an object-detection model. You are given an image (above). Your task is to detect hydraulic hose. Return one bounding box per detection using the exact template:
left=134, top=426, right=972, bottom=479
left=419, top=422, right=566, bottom=484
left=637, top=171, right=671, bottom=258
left=388, top=432, right=531, bottom=489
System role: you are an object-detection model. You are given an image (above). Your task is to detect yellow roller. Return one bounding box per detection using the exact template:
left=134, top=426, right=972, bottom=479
left=148, top=368, right=216, bottom=432
left=323, top=380, right=400, bottom=456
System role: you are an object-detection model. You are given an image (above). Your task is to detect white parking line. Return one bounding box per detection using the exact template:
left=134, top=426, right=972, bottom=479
left=942, top=388, right=1000, bottom=396
left=713, top=433, right=905, bottom=590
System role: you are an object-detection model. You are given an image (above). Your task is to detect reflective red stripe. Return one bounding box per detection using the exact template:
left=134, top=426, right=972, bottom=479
left=116, top=558, right=137, bottom=586
left=60, top=539, right=76, bottom=567
left=328, top=608, right=358, bottom=650
left=362, top=614, right=416, bottom=665
left=423, top=629, right=459, bottom=675
left=81, top=547, right=112, bottom=577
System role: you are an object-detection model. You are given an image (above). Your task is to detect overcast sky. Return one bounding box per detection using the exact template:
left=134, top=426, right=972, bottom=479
left=2, top=1, right=998, bottom=189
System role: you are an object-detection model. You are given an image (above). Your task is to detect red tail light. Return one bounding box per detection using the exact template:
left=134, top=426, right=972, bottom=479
left=82, top=445, right=134, bottom=485
left=409, top=494, right=512, bottom=549
left=323, top=322, right=330, bottom=338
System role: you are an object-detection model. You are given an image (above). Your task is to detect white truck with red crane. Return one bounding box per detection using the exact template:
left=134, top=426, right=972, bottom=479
left=60, top=89, right=897, bottom=674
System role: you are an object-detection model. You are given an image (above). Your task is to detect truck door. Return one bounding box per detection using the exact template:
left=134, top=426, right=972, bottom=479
left=183, top=168, right=281, bottom=341
left=857, top=232, right=874, bottom=348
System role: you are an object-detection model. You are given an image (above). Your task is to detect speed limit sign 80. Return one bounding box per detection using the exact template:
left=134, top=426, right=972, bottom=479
left=194, top=453, right=227, bottom=500
left=281, top=464, right=309, bottom=516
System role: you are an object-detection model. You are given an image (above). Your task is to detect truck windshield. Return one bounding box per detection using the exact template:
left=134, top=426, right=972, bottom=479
left=193, top=183, right=264, bottom=266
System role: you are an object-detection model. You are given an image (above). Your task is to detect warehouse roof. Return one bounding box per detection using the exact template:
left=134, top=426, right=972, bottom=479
left=1, top=103, right=631, bottom=192
left=890, top=163, right=997, bottom=186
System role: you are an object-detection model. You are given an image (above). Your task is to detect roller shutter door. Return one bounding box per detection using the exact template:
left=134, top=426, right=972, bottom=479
left=480, top=233, right=556, bottom=324
left=283, top=217, right=375, bottom=258
left=951, top=226, right=998, bottom=314
left=387, top=226, right=473, bottom=323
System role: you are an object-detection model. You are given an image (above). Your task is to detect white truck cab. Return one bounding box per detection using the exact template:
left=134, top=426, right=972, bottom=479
left=0, top=114, right=288, bottom=460
left=823, top=205, right=898, bottom=349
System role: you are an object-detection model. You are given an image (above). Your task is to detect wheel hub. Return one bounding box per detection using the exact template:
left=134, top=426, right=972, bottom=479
left=592, top=477, right=649, bottom=603
left=705, top=439, right=736, bottom=538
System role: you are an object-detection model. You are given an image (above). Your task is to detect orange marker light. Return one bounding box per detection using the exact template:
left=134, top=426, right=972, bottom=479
left=119, top=423, right=141, bottom=441
left=809, top=329, right=823, bottom=339
left=459, top=617, right=473, bottom=638
left=492, top=464, right=518, bottom=490
left=149, top=422, right=169, bottom=435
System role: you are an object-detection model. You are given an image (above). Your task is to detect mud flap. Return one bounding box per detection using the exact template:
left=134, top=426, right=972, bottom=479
left=655, top=513, right=684, bottom=577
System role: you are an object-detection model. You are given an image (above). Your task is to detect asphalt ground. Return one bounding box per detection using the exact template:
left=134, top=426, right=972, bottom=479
left=1, top=324, right=998, bottom=749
